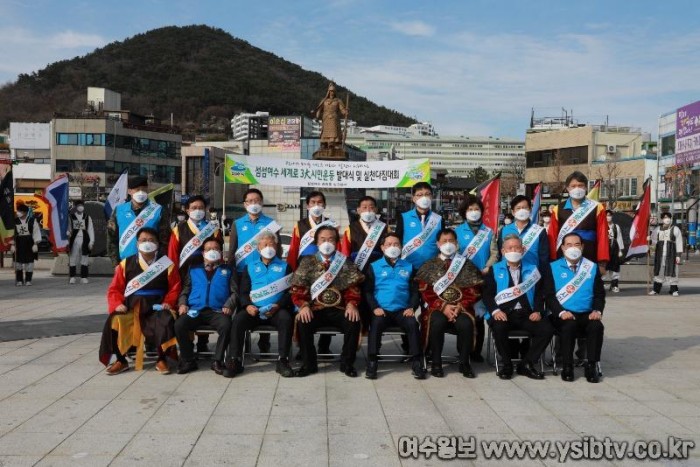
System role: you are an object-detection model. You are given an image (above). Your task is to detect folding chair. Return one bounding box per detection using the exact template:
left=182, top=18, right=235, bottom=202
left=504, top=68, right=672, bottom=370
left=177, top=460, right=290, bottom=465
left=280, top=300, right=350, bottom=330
left=550, top=331, right=602, bottom=377
left=486, top=327, right=545, bottom=374
left=244, top=323, right=279, bottom=365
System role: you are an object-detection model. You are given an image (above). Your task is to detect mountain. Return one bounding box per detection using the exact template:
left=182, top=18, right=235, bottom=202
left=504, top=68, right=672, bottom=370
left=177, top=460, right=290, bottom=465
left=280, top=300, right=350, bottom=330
left=0, top=25, right=416, bottom=134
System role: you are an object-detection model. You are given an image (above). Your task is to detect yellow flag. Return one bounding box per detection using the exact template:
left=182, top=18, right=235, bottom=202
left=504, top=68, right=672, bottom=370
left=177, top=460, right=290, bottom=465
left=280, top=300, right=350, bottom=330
left=588, top=179, right=601, bottom=201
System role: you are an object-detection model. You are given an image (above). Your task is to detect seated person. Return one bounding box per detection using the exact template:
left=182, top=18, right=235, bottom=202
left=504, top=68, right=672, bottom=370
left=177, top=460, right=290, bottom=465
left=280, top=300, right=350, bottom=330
left=543, top=232, right=605, bottom=383
left=291, top=226, right=364, bottom=377
left=415, top=228, right=482, bottom=378
left=483, top=234, right=554, bottom=380
left=225, top=232, right=295, bottom=378
left=362, top=233, right=426, bottom=380
left=174, top=237, right=237, bottom=375
left=99, top=227, right=181, bottom=375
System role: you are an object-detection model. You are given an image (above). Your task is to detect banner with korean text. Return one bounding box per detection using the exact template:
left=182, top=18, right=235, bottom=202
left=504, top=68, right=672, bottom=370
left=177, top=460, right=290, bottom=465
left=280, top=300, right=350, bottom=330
left=224, top=154, right=430, bottom=188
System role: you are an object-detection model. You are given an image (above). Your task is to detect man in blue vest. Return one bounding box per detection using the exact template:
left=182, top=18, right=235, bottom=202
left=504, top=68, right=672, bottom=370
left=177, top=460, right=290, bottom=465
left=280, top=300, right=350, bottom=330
left=454, top=195, right=498, bottom=363
left=483, top=234, right=553, bottom=380
left=395, top=182, right=443, bottom=271
left=225, top=232, right=295, bottom=378
left=498, top=195, right=549, bottom=270
left=174, top=237, right=237, bottom=375
left=544, top=232, right=606, bottom=383
left=363, top=232, right=426, bottom=380
left=107, top=175, right=169, bottom=266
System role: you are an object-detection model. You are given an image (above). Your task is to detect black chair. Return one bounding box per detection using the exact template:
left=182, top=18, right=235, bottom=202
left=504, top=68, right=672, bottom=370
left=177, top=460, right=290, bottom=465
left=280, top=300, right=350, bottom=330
left=486, top=327, right=546, bottom=374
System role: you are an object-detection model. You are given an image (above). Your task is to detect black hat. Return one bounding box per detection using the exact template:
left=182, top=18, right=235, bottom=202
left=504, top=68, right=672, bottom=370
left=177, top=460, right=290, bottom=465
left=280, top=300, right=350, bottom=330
left=128, top=175, right=148, bottom=189
left=660, top=211, right=672, bottom=219
left=74, top=199, right=85, bottom=206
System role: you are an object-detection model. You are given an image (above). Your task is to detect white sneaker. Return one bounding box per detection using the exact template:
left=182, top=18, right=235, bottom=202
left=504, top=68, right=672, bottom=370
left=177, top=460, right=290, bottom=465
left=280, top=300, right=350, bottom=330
left=80, top=278, right=89, bottom=284
left=16, top=281, right=23, bottom=286
left=69, top=277, right=77, bottom=284
left=672, top=291, right=679, bottom=297
left=611, top=287, right=620, bottom=293
left=25, top=282, right=32, bottom=286
left=648, top=290, right=657, bottom=295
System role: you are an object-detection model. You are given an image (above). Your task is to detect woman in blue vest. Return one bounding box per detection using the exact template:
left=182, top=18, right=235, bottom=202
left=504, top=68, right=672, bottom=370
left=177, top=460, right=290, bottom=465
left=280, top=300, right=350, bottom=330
left=483, top=234, right=553, bottom=380
left=498, top=195, right=549, bottom=271
left=543, top=232, right=606, bottom=383
left=454, top=195, right=498, bottom=363
left=174, top=237, right=237, bottom=375
left=226, top=231, right=295, bottom=378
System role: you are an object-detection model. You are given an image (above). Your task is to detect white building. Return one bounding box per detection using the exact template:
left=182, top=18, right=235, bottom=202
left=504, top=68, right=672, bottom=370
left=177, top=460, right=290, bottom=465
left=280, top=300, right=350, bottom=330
left=231, top=111, right=270, bottom=140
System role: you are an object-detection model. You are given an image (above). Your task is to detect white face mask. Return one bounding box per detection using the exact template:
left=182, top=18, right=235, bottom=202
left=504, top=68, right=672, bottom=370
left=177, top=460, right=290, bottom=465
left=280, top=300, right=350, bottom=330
left=132, top=191, right=148, bottom=204
left=176, top=215, right=186, bottom=222
left=606, top=216, right=613, bottom=222
left=466, top=211, right=481, bottom=222
left=203, top=249, right=222, bottom=262
left=318, top=241, right=335, bottom=256
left=569, top=187, right=586, bottom=200
left=18, top=210, right=27, bottom=218
left=189, top=209, right=206, bottom=222
left=138, top=241, right=158, bottom=254
left=260, top=246, right=277, bottom=259
left=439, top=242, right=457, bottom=257
left=514, top=209, right=531, bottom=221
left=76, top=205, right=85, bottom=213
left=542, top=216, right=551, bottom=224
left=384, top=246, right=401, bottom=259
left=309, top=205, right=325, bottom=218
left=504, top=251, right=523, bottom=263
left=415, top=196, right=431, bottom=210
left=662, top=217, right=672, bottom=225
left=504, top=219, right=512, bottom=225
left=564, top=247, right=583, bottom=261
left=360, top=211, right=376, bottom=223
left=246, top=203, right=262, bottom=215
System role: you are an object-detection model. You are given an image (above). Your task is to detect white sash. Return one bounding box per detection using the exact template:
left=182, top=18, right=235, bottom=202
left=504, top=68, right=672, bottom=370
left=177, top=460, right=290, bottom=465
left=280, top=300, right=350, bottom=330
left=495, top=268, right=541, bottom=306
left=179, top=221, right=218, bottom=265
left=118, top=202, right=162, bottom=254
left=310, top=253, right=347, bottom=300
left=556, top=199, right=597, bottom=249
left=234, top=220, right=282, bottom=265
left=124, top=256, right=173, bottom=297
left=402, top=212, right=441, bottom=259
left=298, top=219, right=336, bottom=258
left=555, top=259, right=594, bottom=306
left=354, top=221, right=386, bottom=270
left=462, top=227, right=490, bottom=260
left=250, top=273, right=293, bottom=304
left=522, top=224, right=544, bottom=254
left=433, top=254, right=467, bottom=296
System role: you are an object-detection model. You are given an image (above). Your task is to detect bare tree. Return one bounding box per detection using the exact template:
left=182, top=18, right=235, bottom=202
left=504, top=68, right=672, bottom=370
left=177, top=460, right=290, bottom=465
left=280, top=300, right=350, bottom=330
left=500, top=157, right=525, bottom=199
left=549, top=149, right=566, bottom=203
left=596, top=154, right=622, bottom=210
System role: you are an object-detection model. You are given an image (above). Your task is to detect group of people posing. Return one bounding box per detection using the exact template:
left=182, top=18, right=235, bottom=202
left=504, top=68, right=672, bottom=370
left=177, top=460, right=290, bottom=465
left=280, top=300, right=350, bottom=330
left=94, top=170, right=682, bottom=384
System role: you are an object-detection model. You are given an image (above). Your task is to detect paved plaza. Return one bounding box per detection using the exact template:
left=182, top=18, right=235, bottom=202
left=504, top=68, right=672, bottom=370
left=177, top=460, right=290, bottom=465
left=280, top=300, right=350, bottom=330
left=0, top=258, right=699, bottom=466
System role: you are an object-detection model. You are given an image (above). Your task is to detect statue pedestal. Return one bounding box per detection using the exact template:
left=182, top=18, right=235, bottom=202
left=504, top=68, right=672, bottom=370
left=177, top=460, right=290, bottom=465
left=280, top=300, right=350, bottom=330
left=312, top=147, right=348, bottom=161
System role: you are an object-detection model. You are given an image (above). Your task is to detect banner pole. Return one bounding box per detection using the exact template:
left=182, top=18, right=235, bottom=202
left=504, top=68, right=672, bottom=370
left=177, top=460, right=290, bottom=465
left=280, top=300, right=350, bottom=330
left=646, top=237, right=651, bottom=294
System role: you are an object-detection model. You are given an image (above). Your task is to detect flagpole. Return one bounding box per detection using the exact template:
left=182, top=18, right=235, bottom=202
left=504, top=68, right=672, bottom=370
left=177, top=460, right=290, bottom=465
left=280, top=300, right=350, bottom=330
left=646, top=236, right=651, bottom=294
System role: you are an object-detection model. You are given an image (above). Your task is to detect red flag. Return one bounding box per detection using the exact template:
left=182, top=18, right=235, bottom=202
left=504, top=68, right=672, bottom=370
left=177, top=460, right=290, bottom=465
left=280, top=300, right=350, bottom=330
left=471, top=173, right=501, bottom=231
left=626, top=177, right=652, bottom=259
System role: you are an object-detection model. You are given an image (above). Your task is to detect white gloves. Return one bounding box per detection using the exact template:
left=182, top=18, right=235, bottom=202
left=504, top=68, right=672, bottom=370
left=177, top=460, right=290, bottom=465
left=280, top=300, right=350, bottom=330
left=618, top=251, right=623, bottom=258
left=9, top=244, right=14, bottom=254
left=675, top=256, right=681, bottom=265
left=88, top=243, right=94, bottom=251
left=32, top=244, right=38, bottom=253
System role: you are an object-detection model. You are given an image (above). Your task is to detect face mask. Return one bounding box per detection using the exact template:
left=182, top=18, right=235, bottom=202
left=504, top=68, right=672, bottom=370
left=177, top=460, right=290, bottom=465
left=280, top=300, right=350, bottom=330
left=504, top=219, right=512, bottom=225
left=246, top=203, right=262, bottom=215
left=132, top=191, right=148, bottom=204
left=384, top=246, right=401, bottom=259
left=260, top=246, right=276, bottom=259
left=189, top=209, right=205, bottom=222
left=177, top=215, right=186, bottom=222
left=569, top=187, right=586, bottom=200
left=439, top=242, right=457, bottom=256
left=466, top=211, right=481, bottom=222
left=415, top=196, right=431, bottom=210
left=564, top=247, right=583, bottom=261
left=504, top=251, right=523, bottom=263
left=210, top=213, right=217, bottom=220
left=76, top=205, right=85, bottom=213
left=203, top=249, right=222, bottom=262
left=309, top=205, right=325, bottom=218
left=360, top=211, right=376, bottom=223
left=542, top=216, right=551, bottom=224
left=138, top=241, right=158, bottom=254
left=18, top=211, right=27, bottom=218
left=318, top=241, right=336, bottom=256
left=514, top=209, right=531, bottom=221
left=606, top=216, right=613, bottom=222
left=662, top=218, right=672, bottom=226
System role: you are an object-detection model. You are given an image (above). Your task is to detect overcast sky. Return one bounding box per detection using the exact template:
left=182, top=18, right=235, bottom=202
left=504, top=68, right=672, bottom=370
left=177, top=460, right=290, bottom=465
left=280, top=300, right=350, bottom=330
left=1, top=0, right=699, bottom=138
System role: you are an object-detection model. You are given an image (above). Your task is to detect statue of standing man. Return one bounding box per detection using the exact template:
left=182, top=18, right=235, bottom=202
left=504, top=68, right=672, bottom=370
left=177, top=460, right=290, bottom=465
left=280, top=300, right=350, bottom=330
left=314, top=82, right=348, bottom=157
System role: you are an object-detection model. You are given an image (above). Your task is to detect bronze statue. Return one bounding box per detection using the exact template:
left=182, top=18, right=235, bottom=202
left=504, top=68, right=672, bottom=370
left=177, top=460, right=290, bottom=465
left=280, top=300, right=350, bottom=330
left=313, top=82, right=349, bottom=160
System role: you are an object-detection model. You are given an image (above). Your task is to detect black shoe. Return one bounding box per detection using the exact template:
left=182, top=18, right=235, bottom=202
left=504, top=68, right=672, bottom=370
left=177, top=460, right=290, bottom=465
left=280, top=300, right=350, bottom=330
left=365, top=360, right=378, bottom=380
left=295, top=366, right=318, bottom=377
left=276, top=358, right=295, bottom=378
left=561, top=365, right=574, bottom=382
left=470, top=352, right=485, bottom=363
left=517, top=362, right=545, bottom=380
left=498, top=364, right=514, bottom=380
left=222, top=358, right=242, bottom=378
left=339, top=363, right=358, bottom=377
left=411, top=360, right=427, bottom=380
left=177, top=360, right=198, bottom=375
left=210, top=360, right=224, bottom=375
left=317, top=346, right=333, bottom=360
left=459, top=362, right=476, bottom=378
left=430, top=365, right=444, bottom=378
left=584, top=362, right=600, bottom=383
